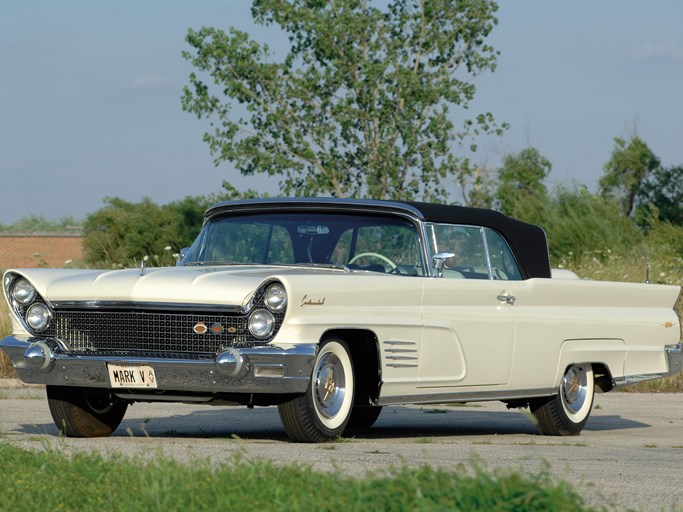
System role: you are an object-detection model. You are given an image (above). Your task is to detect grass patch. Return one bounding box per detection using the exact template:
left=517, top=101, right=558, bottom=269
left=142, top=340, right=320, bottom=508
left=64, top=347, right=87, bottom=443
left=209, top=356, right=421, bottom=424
left=422, top=408, right=449, bottom=414
left=0, top=443, right=597, bottom=512
left=333, top=435, right=355, bottom=443
left=414, top=437, right=434, bottom=444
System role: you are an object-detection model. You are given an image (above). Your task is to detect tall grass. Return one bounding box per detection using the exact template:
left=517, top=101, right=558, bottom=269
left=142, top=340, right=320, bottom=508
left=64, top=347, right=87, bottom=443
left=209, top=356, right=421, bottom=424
left=0, top=444, right=595, bottom=512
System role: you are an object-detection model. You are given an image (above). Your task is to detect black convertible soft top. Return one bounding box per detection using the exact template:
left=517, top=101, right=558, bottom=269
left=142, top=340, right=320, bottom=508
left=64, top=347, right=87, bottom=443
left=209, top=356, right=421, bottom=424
left=206, top=198, right=552, bottom=279
left=404, top=201, right=551, bottom=279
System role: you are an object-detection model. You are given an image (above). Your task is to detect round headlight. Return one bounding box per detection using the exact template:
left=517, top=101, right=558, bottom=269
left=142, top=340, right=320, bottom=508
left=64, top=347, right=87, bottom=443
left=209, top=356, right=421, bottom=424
left=26, top=303, right=51, bottom=332
left=12, top=278, right=37, bottom=305
left=248, top=309, right=275, bottom=338
left=264, top=284, right=287, bottom=312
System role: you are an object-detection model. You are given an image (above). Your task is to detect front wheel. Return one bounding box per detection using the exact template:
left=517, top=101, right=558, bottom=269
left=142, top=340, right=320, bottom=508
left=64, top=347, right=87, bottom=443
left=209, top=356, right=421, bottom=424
left=278, top=339, right=355, bottom=442
left=47, top=386, right=128, bottom=438
left=531, top=363, right=594, bottom=436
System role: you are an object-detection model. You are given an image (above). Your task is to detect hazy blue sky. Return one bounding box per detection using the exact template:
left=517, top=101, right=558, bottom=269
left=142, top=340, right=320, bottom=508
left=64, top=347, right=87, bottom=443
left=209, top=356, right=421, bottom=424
left=2, top=1, right=682, bottom=224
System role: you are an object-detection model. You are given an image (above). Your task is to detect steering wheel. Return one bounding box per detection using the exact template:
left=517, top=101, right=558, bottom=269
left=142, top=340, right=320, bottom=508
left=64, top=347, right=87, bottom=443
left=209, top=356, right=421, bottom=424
left=348, top=252, right=399, bottom=274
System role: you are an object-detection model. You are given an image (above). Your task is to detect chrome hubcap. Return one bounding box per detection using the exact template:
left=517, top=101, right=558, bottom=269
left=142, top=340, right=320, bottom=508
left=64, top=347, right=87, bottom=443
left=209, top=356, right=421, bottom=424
left=561, top=365, right=588, bottom=413
left=314, top=353, right=346, bottom=418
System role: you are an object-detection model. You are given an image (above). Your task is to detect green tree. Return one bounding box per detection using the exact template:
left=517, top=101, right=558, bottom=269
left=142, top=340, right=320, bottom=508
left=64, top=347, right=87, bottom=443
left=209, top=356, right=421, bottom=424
left=634, top=165, right=683, bottom=226
left=182, top=0, right=504, bottom=202
left=495, top=147, right=551, bottom=222
left=213, top=181, right=268, bottom=202
left=83, top=197, right=207, bottom=267
left=457, top=161, right=496, bottom=208
left=599, top=136, right=660, bottom=217
left=541, top=187, right=642, bottom=264
left=0, top=214, right=80, bottom=233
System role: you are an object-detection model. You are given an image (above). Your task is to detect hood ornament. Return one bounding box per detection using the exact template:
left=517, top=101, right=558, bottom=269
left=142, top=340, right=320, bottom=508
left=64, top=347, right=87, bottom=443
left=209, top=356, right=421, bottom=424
left=140, top=259, right=147, bottom=276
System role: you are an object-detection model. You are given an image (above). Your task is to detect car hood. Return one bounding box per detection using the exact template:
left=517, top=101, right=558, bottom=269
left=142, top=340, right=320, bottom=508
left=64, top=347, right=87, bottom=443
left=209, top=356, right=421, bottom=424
left=7, top=266, right=335, bottom=308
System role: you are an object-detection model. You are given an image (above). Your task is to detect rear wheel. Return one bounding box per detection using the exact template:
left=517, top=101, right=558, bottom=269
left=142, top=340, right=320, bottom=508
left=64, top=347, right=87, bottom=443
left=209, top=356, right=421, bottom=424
left=531, top=363, right=594, bottom=436
left=278, top=339, right=355, bottom=442
left=47, top=386, right=128, bottom=438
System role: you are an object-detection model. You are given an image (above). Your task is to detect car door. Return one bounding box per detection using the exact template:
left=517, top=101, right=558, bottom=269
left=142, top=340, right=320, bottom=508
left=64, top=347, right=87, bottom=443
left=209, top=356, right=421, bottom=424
left=419, top=224, right=517, bottom=388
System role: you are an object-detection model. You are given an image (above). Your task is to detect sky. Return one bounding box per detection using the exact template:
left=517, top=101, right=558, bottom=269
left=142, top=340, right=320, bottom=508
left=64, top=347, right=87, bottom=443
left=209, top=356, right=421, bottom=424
left=2, top=1, right=682, bottom=224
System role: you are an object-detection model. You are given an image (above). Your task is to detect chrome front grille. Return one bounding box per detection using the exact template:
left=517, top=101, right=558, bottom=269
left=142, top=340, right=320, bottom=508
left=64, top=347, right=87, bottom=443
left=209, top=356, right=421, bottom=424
left=53, top=309, right=255, bottom=358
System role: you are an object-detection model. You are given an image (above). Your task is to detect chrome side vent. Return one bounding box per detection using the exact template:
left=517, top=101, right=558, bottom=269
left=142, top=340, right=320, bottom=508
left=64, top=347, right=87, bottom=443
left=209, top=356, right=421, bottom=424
left=383, top=340, right=418, bottom=368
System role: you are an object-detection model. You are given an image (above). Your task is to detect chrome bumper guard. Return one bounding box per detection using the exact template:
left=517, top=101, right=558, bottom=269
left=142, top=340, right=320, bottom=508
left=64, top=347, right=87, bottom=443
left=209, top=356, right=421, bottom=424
left=0, top=335, right=317, bottom=394
left=665, top=341, right=683, bottom=378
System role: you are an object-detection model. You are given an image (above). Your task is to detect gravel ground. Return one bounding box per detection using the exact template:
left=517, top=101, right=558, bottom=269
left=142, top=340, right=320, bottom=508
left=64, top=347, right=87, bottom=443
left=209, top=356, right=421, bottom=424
left=1, top=380, right=682, bottom=511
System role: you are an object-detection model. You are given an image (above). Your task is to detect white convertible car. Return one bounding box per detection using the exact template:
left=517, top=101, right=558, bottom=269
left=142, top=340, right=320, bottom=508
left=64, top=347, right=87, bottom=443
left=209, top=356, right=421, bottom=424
left=1, top=198, right=681, bottom=442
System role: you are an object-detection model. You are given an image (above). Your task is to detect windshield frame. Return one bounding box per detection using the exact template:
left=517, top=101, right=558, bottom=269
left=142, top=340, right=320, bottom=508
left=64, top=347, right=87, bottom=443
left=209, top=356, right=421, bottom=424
left=180, top=210, right=428, bottom=276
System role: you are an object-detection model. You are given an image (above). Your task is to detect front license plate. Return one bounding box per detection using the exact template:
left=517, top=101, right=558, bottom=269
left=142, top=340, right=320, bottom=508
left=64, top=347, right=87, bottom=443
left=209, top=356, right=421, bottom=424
left=107, top=364, right=157, bottom=389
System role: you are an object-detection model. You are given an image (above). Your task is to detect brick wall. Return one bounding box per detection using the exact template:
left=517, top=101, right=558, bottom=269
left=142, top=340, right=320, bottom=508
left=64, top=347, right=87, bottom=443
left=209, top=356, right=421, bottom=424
left=0, top=233, right=84, bottom=269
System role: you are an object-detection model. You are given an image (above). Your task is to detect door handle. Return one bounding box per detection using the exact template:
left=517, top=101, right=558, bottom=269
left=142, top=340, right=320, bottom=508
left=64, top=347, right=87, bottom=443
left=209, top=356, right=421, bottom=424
left=496, top=294, right=516, bottom=305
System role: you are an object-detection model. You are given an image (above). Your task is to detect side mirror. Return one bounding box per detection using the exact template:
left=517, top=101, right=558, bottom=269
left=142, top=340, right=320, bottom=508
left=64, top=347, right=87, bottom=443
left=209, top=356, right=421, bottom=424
left=432, top=252, right=455, bottom=278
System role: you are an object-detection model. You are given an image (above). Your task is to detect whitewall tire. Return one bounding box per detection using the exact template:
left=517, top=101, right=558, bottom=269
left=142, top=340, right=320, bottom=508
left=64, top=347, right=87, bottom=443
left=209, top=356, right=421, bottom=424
left=532, top=363, right=594, bottom=436
left=278, top=339, right=355, bottom=442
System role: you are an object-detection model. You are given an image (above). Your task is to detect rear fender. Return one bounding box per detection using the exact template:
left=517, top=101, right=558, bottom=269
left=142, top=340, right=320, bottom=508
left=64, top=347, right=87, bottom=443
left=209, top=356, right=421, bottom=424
left=555, top=339, right=626, bottom=388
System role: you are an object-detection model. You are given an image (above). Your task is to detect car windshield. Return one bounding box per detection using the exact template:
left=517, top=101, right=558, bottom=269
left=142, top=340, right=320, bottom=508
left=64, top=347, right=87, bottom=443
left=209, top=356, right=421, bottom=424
left=181, top=212, right=425, bottom=275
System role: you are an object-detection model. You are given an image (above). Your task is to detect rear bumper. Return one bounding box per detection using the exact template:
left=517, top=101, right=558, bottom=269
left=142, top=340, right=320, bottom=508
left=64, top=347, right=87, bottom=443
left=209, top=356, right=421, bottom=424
left=0, top=335, right=316, bottom=395
left=665, top=341, right=683, bottom=378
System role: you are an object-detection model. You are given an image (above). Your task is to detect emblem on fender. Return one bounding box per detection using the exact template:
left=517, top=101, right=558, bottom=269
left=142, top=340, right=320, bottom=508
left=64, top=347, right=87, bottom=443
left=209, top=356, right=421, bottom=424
left=193, top=322, right=208, bottom=334
left=300, top=294, right=326, bottom=306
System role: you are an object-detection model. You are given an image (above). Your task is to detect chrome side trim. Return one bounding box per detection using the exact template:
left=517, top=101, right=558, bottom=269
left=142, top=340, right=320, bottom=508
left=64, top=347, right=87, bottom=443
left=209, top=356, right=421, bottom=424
left=377, top=387, right=557, bottom=406
left=613, top=374, right=669, bottom=387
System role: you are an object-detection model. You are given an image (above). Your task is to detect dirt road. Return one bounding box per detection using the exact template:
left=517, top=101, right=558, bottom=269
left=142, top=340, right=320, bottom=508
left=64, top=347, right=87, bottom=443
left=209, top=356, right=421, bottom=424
left=1, top=383, right=682, bottom=511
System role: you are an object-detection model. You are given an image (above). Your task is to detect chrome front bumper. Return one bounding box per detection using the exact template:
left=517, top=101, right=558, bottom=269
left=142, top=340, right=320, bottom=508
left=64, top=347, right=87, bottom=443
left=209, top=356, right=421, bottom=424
left=0, top=335, right=317, bottom=394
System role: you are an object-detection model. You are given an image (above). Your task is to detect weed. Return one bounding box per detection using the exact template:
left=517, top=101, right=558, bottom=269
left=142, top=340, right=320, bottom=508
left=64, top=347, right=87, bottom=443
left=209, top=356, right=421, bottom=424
left=0, top=443, right=595, bottom=512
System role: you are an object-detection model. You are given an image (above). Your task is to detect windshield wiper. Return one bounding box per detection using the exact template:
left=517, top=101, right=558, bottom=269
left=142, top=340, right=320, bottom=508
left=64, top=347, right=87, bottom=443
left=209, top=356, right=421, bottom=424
left=184, top=261, right=350, bottom=272
left=293, top=262, right=350, bottom=272
left=183, top=261, right=239, bottom=267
